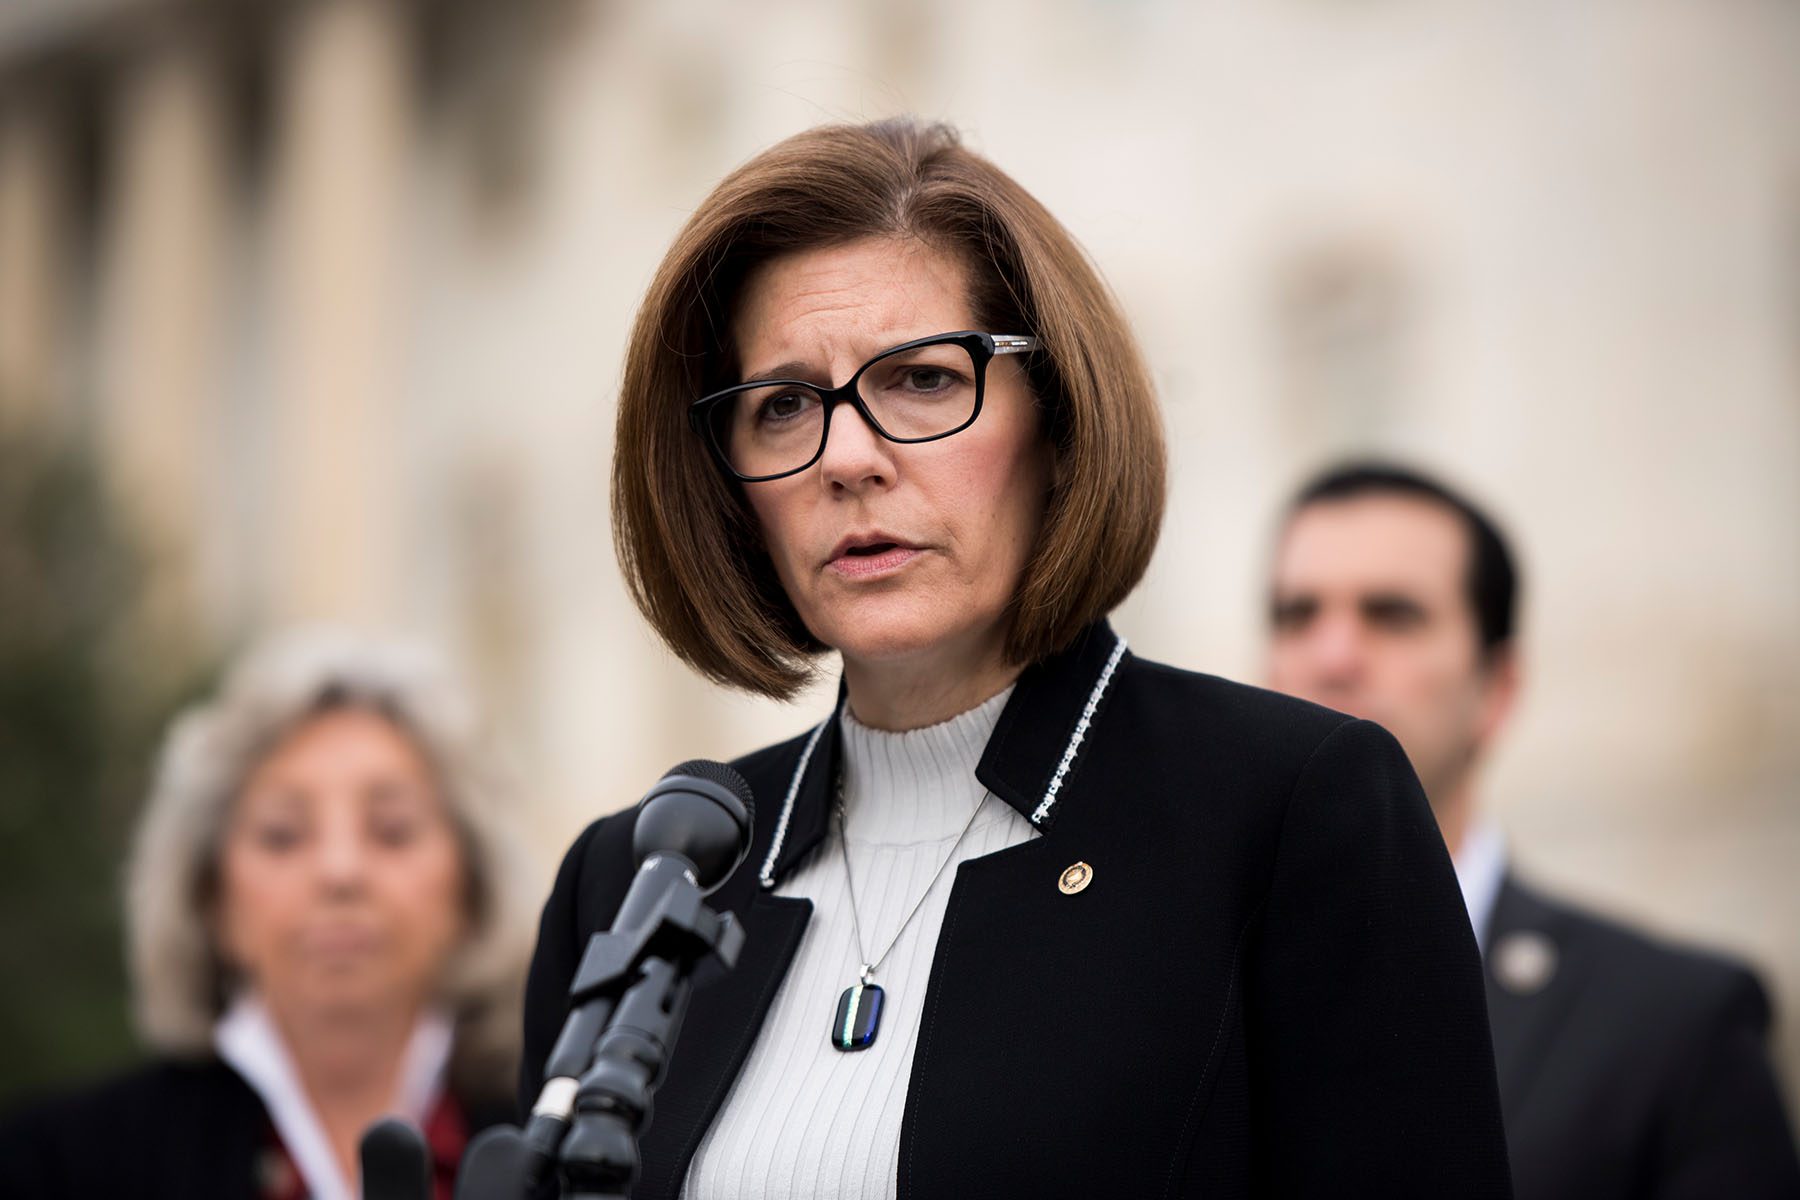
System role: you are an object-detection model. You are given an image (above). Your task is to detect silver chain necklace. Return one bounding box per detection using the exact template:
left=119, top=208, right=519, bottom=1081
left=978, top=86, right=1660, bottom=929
left=830, top=772, right=990, bottom=1052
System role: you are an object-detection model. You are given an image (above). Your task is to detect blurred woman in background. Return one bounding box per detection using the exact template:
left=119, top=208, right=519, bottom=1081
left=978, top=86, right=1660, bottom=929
left=0, top=628, right=536, bottom=1200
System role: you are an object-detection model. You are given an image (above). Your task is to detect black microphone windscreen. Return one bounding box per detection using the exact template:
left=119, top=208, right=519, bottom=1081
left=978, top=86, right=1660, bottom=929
left=455, top=1126, right=540, bottom=1200
left=635, top=759, right=756, bottom=890
left=359, top=1117, right=431, bottom=1200
left=666, top=758, right=755, bottom=825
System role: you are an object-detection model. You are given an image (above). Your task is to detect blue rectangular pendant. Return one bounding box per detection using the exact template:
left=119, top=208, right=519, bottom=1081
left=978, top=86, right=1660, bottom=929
left=831, top=982, right=883, bottom=1051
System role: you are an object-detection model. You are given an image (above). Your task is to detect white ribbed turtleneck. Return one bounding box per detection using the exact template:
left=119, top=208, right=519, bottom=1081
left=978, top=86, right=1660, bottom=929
left=682, top=686, right=1037, bottom=1200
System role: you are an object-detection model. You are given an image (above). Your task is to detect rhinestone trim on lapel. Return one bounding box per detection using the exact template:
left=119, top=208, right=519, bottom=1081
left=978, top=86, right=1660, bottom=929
left=759, top=705, right=837, bottom=889
left=1030, top=633, right=1127, bottom=826
left=758, top=629, right=1126, bottom=888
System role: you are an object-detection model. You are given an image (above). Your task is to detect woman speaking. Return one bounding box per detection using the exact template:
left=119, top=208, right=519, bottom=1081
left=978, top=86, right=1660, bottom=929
left=522, top=119, right=1512, bottom=1198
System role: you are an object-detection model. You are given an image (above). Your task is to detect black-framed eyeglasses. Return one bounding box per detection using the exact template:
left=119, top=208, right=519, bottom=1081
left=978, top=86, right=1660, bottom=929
left=688, top=330, right=1039, bottom=483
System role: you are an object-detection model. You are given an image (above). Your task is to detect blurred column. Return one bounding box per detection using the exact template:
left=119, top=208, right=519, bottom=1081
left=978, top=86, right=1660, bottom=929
left=95, top=28, right=230, bottom=637
left=266, top=0, right=412, bottom=624
left=0, top=93, right=69, bottom=430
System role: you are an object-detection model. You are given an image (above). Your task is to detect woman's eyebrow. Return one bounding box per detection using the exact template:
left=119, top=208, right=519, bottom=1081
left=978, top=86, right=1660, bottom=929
left=237, top=787, right=307, bottom=819
left=741, top=360, right=820, bottom=385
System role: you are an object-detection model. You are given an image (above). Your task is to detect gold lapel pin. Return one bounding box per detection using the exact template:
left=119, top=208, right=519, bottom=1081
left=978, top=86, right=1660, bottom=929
left=1058, top=861, right=1093, bottom=895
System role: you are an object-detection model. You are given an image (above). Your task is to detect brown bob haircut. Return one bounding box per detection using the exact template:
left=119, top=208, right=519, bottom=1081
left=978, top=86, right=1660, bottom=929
left=612, top=117, right=1166, bottom=699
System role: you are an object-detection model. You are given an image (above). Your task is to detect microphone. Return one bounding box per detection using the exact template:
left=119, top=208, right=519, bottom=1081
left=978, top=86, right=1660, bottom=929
left=539, top=759, right=753, bottom=1083
left=457, top=761, right=754, bottom=1199
left=632, top=759, right=756, bottom=894
left=360, top=1117, right=431, bottom=1200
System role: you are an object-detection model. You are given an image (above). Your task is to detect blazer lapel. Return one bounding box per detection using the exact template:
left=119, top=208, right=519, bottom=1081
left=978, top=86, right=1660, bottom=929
left=976, top=619, right=1129, bottom=829
left=899, top=622, right=1134, bottom=1196
left=634, top=890, right=813, bottom=1200
left=1484, top=873, right=1585, bottom=1117
left=632, top=709, right=845, bottom=1198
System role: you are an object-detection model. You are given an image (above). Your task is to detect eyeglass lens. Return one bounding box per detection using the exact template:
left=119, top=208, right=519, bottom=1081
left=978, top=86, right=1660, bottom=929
left=709, top=340, right=980, bottom=479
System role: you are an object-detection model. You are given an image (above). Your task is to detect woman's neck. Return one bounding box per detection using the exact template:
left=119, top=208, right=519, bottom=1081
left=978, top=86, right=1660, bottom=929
left=842, top=640, right=1022, bottom=731
left=268, top=996, right=420, bottom=1186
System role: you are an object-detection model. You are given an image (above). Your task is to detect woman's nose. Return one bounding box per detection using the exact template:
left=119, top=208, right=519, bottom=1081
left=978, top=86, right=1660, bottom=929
left=314, top=823, right=371, bottom=892
left=818, top=401, right=897, bottom=491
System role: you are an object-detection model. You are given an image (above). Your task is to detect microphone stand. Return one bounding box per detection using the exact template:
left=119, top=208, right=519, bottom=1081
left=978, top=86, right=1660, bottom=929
left=450, top=853, right=744, bottom=1200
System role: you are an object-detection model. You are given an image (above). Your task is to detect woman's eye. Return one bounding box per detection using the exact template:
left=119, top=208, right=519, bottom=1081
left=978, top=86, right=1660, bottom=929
left=903, top=368, right=954, bottom=393
left=371, top=821, right=419, bottom=848
left=756, top=390, right=814, bottom=423
left=253, top=825, right=303, bottom=853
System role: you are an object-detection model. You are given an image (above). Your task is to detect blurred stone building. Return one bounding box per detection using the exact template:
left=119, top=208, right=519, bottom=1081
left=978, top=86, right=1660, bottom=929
left=2, top=0, right=1797, bottom=1104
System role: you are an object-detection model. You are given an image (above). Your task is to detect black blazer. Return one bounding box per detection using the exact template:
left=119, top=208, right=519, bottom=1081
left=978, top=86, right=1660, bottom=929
left=0, top=1057, right=513, bottom=1198
left=0, top=1061, right=269, bottom=1199
left=1485, top=874, right=1800, bottom=1200
left=522, top=622, right=1514, bottom=1198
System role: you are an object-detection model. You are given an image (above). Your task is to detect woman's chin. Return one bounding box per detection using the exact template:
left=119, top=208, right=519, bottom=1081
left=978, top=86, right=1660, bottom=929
left=280, top=966, right=410, bottom=1015
left=818, top=611, right=1001, bottom=674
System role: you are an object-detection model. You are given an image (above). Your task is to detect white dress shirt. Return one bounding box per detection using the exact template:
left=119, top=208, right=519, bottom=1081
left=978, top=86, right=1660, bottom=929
left=1452, top=819, right=1507, bottom=956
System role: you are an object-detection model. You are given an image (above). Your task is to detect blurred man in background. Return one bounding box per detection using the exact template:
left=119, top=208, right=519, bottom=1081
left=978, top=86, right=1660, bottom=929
left=1263, top=461, right=1800, bottom=1200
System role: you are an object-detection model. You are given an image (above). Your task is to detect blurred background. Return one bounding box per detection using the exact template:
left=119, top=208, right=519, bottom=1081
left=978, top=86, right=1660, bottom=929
left=1, top=0, right=1795, bottom=1118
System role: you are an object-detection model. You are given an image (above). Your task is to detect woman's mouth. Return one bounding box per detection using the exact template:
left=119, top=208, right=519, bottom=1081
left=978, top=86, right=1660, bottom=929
left=301, top=924, right=382, bottom=958
left=828, top=541, right=923, bottom=579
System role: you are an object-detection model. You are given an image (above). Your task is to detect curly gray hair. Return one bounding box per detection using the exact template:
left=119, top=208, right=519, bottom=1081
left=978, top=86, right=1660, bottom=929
left=126, top=627, right=537, bottom=1100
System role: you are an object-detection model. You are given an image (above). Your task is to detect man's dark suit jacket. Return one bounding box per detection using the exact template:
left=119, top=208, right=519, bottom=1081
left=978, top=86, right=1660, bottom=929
left=522, top=622, right=1514, bottom=1198
left=1485, top=874, right=1800, bottom=1200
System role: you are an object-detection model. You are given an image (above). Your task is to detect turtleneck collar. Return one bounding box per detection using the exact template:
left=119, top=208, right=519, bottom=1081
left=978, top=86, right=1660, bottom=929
left=837, top=685, right=1013, bottom=845
left=753, top=621, right=1130, bottom=889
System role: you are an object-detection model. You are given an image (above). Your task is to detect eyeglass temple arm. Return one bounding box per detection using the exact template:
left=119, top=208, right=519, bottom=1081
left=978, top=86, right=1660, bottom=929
left=990, top=335, right=1038, bottom=356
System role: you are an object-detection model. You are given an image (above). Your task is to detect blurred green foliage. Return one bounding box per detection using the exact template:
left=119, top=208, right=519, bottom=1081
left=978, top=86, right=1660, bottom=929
left=0, top=425, right=214, bottom=1106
